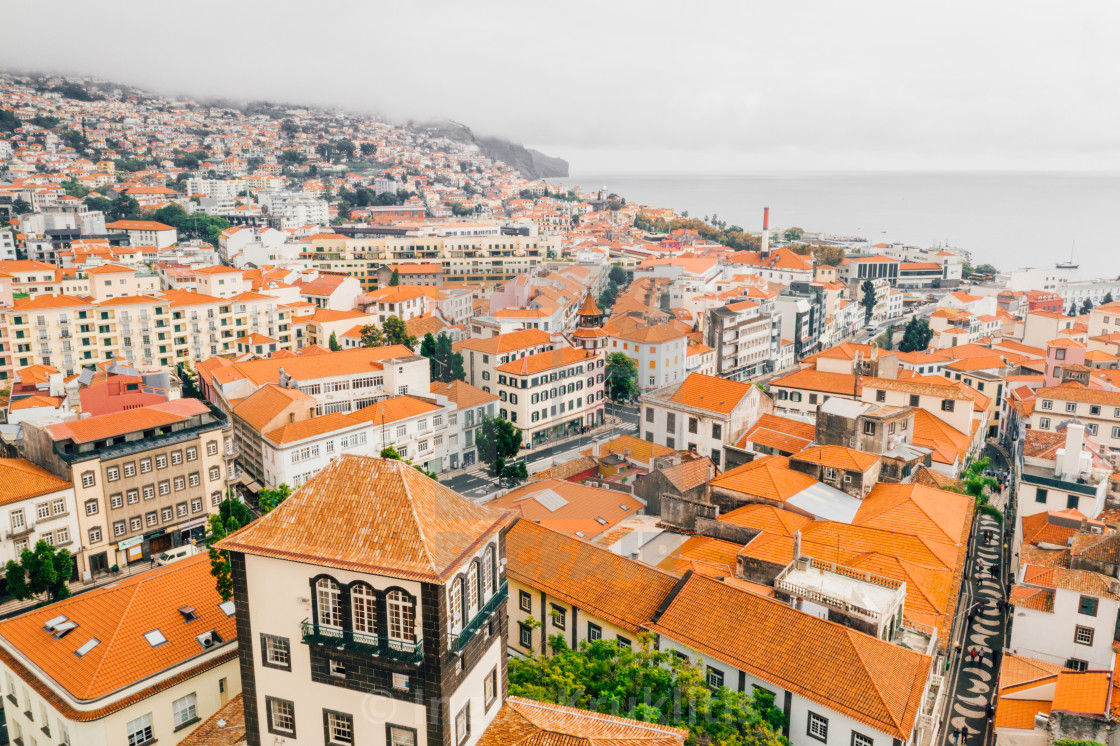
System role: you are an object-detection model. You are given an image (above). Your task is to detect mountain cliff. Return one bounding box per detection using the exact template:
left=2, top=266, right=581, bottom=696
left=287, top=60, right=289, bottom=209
left=417, top=121, right=569, bottom=180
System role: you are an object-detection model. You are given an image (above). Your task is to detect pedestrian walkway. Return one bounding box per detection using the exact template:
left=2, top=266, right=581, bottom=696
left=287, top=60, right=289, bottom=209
left=946, top=514, right=1008, bottom=746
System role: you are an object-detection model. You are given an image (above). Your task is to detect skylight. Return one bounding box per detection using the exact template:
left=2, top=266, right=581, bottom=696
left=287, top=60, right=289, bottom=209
left=143, top=629, right=168, bottom=647
left=51, top=621, right=78, bottom=639
left=74, top=638, right=99, bottom=657
left=619, top=504, right=630, bottom=511
left=595, top=517, right=608, bottom=525
left=219, top=600, right=235, bottom=617
left=178, top=606, right=197, bottom=622
left=43, top=615, right=68, bottom=632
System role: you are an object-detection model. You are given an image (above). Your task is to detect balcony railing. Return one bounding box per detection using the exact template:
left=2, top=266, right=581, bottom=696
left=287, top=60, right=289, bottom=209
left=300, top=620, right=424, bottom=663
left=451, top=580, right=508, bottom=652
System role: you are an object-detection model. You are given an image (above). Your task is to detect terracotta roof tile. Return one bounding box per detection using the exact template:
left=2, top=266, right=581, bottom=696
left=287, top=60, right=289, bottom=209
left=0, top=555, right=235, bottom=701
left=45, top=399, right=210, bottom=444
left=0, top=459, right=71, bottom=506
left=496, top=347, right=596, bottom=376
left=645, top=573, right=931, bottom=739
left=793, top=445, right=878, bottom=472
left=666, top=373, right=754, bottom=415
left=491, top=479, right=642, bottom=538
left=232, top=384, right=315, bottom=432
left=478, top=697, right=686, bottom=745
left=506, top=521, right=680, bottom=634
left=217, top=455, right=512, bottom=582
left=770, top=368, right=862, bottom=396
left=736, top=414, right=816, bottom=454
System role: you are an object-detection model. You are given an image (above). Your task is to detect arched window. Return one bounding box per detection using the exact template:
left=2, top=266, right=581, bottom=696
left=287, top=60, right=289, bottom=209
left=449, top=579, right=462, bottom=629
left=351, top=585, right=377, bottom=635
left=316, top=578, right=341, bottom=628
left=467, top=563, right=479, bottom=613
left=387, top=590, right=415, bottom=642
left=483, top=547, right=494, bottom=595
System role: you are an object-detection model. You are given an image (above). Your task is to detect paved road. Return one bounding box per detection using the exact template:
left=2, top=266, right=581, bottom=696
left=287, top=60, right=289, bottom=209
left=944, top=512, right=1008, bottom=746
left=443, top=404, right=641, bottom=500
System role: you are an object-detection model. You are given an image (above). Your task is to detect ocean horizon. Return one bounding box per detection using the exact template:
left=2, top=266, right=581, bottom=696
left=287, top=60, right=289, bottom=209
left=549, top=171, right=1120, bottom=280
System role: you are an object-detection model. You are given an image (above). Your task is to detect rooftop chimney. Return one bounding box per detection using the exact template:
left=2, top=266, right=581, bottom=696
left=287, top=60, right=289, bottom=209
left=760, top=207, right=771, bottom=258
left=1059, top=422, right=1085, bottom=480
left=792, top=529, right=802, bottom=560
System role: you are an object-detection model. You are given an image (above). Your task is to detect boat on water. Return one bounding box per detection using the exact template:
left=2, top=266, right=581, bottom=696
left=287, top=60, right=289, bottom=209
left=1056, top=244, right=1079, bottom=269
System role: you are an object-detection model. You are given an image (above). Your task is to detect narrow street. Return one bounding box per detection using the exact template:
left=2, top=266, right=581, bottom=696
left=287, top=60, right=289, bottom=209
left=942, top=448, right=1016, bottom=746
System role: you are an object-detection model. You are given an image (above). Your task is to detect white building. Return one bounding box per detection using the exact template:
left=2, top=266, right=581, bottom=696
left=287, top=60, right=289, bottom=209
left=605, top=323, right=688, bottom=391
left=640, top=372, right=770, bottom=468
left=0, top=459, right=78, bottom=565
left=0, top=555, right=240, bottom=746
left=215, top=455, right=513, bottom=746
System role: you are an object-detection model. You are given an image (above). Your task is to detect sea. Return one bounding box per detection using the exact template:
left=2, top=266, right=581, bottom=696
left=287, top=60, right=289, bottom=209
left=548, top=171, right=1120, bottom=281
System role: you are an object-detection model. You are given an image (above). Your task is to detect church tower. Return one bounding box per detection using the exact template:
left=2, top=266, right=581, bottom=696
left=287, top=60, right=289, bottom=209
left=571, top=293, right=606, bottom=351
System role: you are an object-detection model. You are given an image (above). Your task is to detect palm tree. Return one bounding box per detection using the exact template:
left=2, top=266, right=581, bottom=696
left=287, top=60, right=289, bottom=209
left=951, top=457, right=1001, bottom=518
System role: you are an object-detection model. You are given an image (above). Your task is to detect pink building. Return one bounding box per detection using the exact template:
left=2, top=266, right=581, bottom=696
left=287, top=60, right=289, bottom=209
left=1043, top=338, right=1089, bottom=388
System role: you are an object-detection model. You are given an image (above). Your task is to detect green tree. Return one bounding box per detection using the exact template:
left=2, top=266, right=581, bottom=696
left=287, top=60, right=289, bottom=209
left=860, top=279, right=877, bottom=325
left=107, top=194, right=141, bottom=222
left=784, top=226, right=804, bottom=241
left=606, top=352, right=639, bottom=403
left=608, top=263, right=628, bottom=287
left=389, top=268, right=401, bottom=286
left=279, top=149, right=305, bottom=166
left=360, top=142, right=377, bottom=156
left=207, top=496, right=252, bottom=601
left=380, top=445, right=438, bottom=479
left=898, top=317, right=934, bottom=353
left=4, top=540, right=73, bottom=603
left=60, top=129, right=89, bottom=151
left=509, top=636, right=788, bottom=746
left=10, top=198, right=32, bottom=216
left=975, top=263, right=998, bottom=275
left=359, top=324, right=386, bottom=347
left=949, top=457, right=1001, bottom=519
left=420, top=333, right=439, bottom=378
left=61, top=180, right=90, bottom=198
left=84, top=195, right=113, bottom=214
left=382, top=315, right=417, bottom=348
left=500, top=460, right=529, bottom=487
left=476, top=416, right=523, bottom=478
left=328, top=331, right=342, bottom=351
left=1104, top=292, right=1114, bottom=305
left=258, top=484, right=292, bottom=514
left=1081, top=298, right=1095, bottom=315
left=879, top=325, right=894, bottom=350
left=0, top=108, right=21, bottom=133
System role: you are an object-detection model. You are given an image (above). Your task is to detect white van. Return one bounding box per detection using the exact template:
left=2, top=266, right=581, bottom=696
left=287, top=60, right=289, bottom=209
left=156, top=544, right=200, bottom=566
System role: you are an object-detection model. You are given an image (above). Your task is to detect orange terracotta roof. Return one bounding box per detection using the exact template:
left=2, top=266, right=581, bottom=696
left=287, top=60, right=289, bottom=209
left=0, top=555, right=235, bottom=701
left=455, top=328, right=554, bottom=355
left=263, top=412, right=359, bottom=445
left=479, top=696, right=687, bottom=745
left=659, top=536, right=742, bottom=577
left=710, top=456, right=818, bottom=502
left=492, top=479, right=642, bottom=538
left=429, top=380, right=498, bottom=409
left=645, top=573, right=932, bottom=740
left=770, top=368, right=861, bottom=396
left=496, top=346, right=595, bottom=376
left=505, top=521, right=681, bottom=635
left=350, top=395, right=441, bottom=426
left=735, top=414, right=816, bottom=453
left=218, top=455, right=513, bottom=583
left=45, top=399, right=210, bottom=444
left=792, top=445, right=878, bottom=472
left=232, top=384, right=315, bottom=432
left=0, top=459, right=71, bottom=506
left=666, top=373, right=754, bottom=414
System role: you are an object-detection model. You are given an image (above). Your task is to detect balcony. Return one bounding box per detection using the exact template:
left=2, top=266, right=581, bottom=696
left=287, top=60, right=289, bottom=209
left=300, top=620, right=424, bottom=663
left=451, top=580, right=508, bottom=652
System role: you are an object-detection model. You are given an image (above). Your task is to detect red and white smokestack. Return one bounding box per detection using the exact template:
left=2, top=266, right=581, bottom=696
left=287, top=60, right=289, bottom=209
left=760, top=206, right=771, bottom=257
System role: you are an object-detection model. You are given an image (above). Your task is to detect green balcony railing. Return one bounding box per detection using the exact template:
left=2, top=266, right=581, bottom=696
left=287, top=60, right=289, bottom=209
left=452, top=581, right=508, bottom=653
left=299, top=620, right=424, bottom=664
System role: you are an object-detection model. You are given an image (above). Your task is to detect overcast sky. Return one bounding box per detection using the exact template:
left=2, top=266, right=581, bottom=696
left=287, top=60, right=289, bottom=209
left=5, top=0, right=1119, bottom=173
